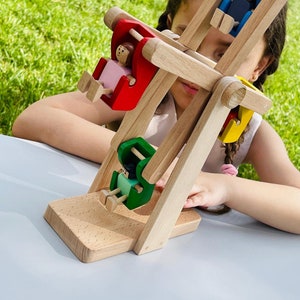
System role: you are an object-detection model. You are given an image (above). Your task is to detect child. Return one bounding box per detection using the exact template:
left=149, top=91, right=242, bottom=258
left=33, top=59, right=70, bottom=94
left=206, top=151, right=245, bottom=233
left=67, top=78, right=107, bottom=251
left=12, top=1, right=300, bottom=234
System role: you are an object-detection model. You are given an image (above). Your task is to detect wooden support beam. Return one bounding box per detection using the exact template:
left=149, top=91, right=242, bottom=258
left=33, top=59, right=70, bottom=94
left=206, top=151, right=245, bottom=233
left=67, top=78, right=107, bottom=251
left=134, top=0, right=287, bottom=253
left=142, top=37, right=220, bottom=92
left=216, top=0, right=288, bottom=75
left=142, top=37, right=272, bottom=114
left=178, top=0, right=221, bottom=50
left=142, top=88, right=210, bottom=184
left=134, top=77, right=244, bottom=254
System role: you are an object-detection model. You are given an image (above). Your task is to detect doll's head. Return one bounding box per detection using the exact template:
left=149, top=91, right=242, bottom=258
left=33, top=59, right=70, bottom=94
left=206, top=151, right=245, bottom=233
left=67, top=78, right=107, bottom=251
left=116, top=42, right=134, bottom=67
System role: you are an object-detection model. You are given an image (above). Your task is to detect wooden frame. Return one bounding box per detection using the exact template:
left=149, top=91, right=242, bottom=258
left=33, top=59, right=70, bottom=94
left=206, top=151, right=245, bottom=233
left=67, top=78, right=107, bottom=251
left=44, top=0, right=287, bottom=262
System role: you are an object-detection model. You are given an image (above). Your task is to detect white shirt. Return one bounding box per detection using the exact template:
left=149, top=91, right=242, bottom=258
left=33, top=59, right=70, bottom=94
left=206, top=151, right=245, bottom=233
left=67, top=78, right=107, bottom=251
left=144, top=93, right=262, bottom=173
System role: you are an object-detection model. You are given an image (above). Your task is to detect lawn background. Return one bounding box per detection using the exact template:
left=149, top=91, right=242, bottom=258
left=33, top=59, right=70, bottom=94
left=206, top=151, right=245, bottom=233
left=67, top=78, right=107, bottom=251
left=1, top=0, right=299, bottom=179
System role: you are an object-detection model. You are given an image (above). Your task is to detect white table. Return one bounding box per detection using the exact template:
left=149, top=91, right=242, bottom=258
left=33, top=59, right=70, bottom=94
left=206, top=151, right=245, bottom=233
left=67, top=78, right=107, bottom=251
left=0, top=134, right=299, bottom=300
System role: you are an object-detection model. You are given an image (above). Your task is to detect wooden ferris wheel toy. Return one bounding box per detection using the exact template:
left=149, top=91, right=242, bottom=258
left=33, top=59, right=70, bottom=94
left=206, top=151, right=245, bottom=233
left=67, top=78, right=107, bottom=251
left=44, top=0, right=287, bottom=263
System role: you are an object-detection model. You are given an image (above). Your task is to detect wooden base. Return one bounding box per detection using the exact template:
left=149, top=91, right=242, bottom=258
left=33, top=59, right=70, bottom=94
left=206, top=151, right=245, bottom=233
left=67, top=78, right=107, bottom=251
left=44, top=191, right=201, bottom=263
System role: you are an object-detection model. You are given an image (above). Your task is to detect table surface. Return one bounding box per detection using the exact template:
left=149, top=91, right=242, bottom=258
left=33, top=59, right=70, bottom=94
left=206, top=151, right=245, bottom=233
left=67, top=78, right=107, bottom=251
left=0, top=134, right=299, bottom=300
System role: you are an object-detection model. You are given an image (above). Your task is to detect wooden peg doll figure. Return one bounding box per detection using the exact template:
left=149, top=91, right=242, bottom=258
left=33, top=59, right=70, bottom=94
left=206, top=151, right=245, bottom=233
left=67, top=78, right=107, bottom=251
left=78, top=42, right=136, bottom=102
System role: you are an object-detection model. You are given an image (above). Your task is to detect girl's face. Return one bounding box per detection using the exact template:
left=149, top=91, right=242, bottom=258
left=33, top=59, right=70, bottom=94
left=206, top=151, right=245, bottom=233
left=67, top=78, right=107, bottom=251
left=169, top=0, right=271, bottom=118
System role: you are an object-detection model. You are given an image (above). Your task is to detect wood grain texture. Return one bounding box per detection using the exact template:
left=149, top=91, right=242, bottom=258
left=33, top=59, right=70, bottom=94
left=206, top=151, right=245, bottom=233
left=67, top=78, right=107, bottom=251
left=44, top=191, right=200, bottom=262
left=45, top=0, right=286, bottom=261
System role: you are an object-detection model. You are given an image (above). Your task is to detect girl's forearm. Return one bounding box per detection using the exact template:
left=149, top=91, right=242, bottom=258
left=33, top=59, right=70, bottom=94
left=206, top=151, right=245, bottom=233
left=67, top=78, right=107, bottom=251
left=225, top=175, right=300, bottom=234
left=13, top=104, right=114, bottom=163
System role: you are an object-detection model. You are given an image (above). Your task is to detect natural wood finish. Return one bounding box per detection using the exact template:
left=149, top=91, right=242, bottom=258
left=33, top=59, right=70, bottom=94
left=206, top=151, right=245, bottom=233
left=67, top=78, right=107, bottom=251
left=134, top=77, right=245, bottom=254
left=105, top=6, right=272, bottom=113
left=89, top=0, right=220, bottom=193
left=216, top=0, right=287, bottom=75
left=142, top=77, right=245, bottom=184
left=178, top=0, right=221, bottom=50
left=220, top=79, right=246, bottom=108
left=240, top=88, right=272, bottom=113
left=77, top=71, right=91, bottom=92
left=134, top=0, right=288, bottom=253
left=44, top=191, right=200, bottom=262
left=106, top=194, right=127, bottom=212
left=142, top=37, right=271, bottom=114
left=89, top=70, right=177, bottom=193
left=104, top=6, right=188, bottom=52
left=142, top=88, right=210, bottom=184
left=102, top=1, right=282, bottom=110
left=89, top=148, right=121, bottom=192
left=45, top=0, right=286, bottom=261
left=142, top=38, right=220, bottom=92
left=219, top=14, right=236, bottom=34
left=210, top=8, right=224, bottom=29
left=210, top=9, right=235, bottom=34
left=110, top=70, right=178, bottom=149
left=86, top=77, right=112, bottom=102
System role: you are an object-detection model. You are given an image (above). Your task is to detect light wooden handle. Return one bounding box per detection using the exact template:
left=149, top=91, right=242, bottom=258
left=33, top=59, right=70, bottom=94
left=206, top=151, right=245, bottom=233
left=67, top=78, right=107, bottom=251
left=218, top=77, right=246, bottom=109
left=104, top=7, right=132, bottom=30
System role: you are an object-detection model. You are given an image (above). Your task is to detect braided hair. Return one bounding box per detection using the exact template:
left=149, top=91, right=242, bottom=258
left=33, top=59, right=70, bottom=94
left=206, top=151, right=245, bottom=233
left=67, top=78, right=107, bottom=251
left=223, top=3, right=287, bottom=164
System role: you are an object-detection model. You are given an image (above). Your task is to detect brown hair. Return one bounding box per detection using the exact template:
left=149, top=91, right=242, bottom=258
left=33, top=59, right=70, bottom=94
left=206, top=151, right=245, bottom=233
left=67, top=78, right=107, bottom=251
left=156, top=0, right=183, bottom=31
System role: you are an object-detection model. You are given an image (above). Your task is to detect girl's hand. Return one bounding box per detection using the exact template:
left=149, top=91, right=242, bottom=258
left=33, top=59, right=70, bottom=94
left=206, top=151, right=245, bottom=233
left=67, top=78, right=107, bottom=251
left=183, top=172, right=229, bottom=208
left=156, top=172, right=230, bottom=209
left=155, top=161, right=237, bottom=209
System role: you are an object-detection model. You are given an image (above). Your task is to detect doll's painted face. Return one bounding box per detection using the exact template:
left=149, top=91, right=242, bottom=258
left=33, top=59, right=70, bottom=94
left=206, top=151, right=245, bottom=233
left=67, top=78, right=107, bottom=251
left=116, top=43, right=134, bottom=67
left=116, top=44, right=130, bottom=66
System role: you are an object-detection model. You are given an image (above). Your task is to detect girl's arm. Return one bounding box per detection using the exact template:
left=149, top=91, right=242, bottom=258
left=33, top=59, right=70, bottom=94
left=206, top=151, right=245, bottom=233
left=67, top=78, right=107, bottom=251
left=12, top=91, right=126, bottom=163
left=246, top=120, right=300, bottom=188
left=188, top=171, right=300, bottom=233
left=184, top=120, right=300, bottom=234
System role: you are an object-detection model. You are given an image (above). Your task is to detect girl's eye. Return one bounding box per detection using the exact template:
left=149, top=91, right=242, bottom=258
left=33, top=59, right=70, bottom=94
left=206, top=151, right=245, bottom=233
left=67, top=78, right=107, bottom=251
left=213, top=46, right=229, bottom=61
left=213, top=51, right=224, bottom=61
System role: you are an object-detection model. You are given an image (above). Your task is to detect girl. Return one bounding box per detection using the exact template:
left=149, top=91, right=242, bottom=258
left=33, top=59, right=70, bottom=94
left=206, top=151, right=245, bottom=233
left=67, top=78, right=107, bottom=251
left=12, top=0, right=300, bottom=233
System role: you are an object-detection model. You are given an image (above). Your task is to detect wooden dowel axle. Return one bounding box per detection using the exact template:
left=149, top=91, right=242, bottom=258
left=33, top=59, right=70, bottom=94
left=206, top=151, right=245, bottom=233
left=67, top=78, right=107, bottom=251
left=131, top=147, right=145, bottom=161
left=129, top=28, right=143, bottom=41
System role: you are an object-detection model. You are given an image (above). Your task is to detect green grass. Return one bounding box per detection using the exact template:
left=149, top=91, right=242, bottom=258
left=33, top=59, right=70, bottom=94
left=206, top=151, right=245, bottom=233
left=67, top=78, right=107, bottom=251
left=0, top=0, right=165, bottom=133
left=1, top=0, right=299, bottom=178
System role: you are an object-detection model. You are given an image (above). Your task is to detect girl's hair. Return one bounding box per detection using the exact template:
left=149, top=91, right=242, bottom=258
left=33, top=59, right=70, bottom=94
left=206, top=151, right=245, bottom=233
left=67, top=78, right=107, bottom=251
left=254, top=4, right=288, bottom=91
left=156, top=0, right=288, bottom=165
left=156, top=0, right=183, bottom=31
